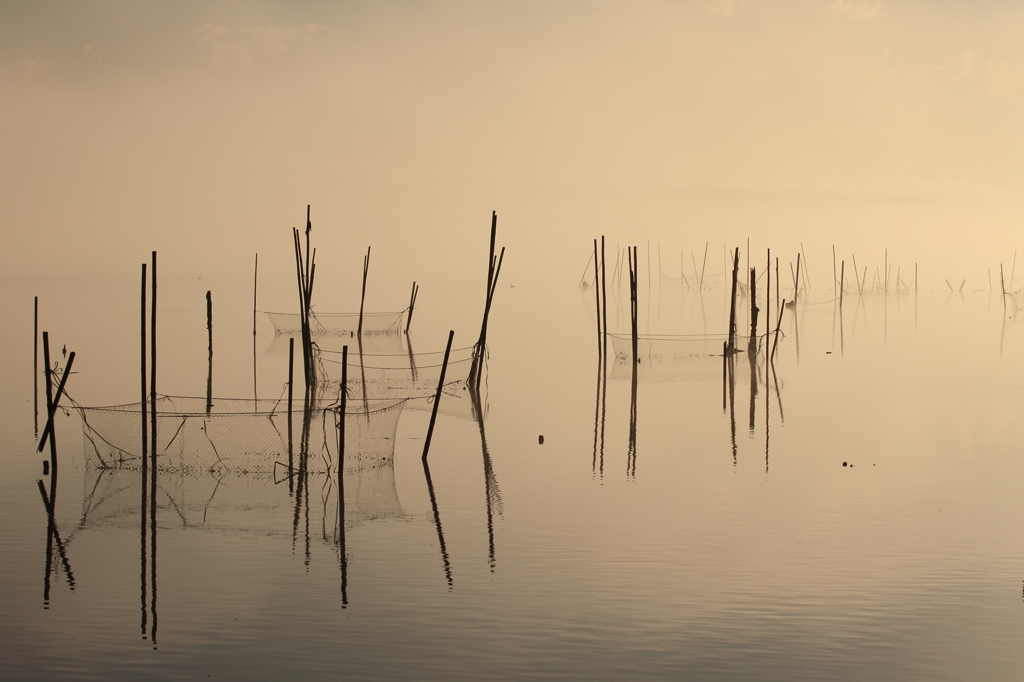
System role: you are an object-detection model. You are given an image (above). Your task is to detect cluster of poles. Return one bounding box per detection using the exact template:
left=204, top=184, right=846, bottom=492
left=32, top=208, right=509, bottom=609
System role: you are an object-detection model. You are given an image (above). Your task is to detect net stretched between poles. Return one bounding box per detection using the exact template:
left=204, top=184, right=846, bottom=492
left=75, top=395, right=406, bottom=475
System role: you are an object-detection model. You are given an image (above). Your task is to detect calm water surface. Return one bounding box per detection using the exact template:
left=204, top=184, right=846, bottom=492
left=3, top=269, right=1024, bottom=680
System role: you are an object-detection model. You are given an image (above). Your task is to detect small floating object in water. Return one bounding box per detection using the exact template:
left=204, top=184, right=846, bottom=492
left=538, top=435, right=544, bottom=444
left=826, top=351, right=832, bottom=354
left=842, top=461, right=848, bottom=467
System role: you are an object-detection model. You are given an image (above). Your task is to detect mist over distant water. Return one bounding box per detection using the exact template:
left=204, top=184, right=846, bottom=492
left=4, top=3, right=1024, bottom=680
left=1, top=1, right=1023, bottom=284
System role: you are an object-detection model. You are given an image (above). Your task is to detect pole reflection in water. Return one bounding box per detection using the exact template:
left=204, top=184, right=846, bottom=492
left=293, top=398, right=314, bottom=561
left=592, top=341, right=608, bottom=480
left=471, top=384, right=501, bottom=571
left=39, top=478, right=76, bottom=606
left=765, top=349, right=770, bottom=473
left=727, top=351, right=737, bottom=466
left=627, top=354, right=638, bottom=479
left=338, top=345, right=348, bottom=607
left=421, top=456, right=453, bottom=588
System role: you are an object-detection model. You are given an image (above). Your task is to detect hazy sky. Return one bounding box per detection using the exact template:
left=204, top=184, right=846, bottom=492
left=2, top=1, right=1022, bottom=286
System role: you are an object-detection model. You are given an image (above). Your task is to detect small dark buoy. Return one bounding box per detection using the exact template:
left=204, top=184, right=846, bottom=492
left=842, top=461, right=848, bottom=467
left=538, top=435, right=544, bottom=444
left=43, top=460, right=49, bottom=475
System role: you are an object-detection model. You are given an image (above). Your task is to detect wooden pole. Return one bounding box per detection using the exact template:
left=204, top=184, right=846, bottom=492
left=629, top=247, right=638, bottom=365
left=406, top=281, right=418, bottom=334
left=594, top=239, right=602, bottom=354
left=727, top=248, right=740, bottom=353
left=206, top=291, right=213, bottom=413
left=338, top=344, right=349, bottom=604
left=471, top=243, right=505, bottom=390
left=288, top=336, right=294, bottom=482
left=150, top=251, right=157, bottom=465
left=42, top=333, right=57, bottom=482
left=141, top=264, right=148, bottom=467
left=601, top=236, right=608, bottom=360
left=339, top=344, right=347, bottom=487
left=422, top=330, right=455, bottom=462
left=37, top=351, right=74, bottom=453
left=748, top=267, right=758, bottom=357
left=357, top=246, right=370, bottom=337
left=765, top=249, right=770, bottom=357
left=253, top=253, right=258, bottom=404
left=470, top=213, right=500, bottom=387
left=34, top=296, right=38, bottom=436
left=840, top=261, right=845, bottom=308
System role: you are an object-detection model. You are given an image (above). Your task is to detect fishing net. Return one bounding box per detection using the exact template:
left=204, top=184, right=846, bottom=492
left=75, top=394, right=406, bottom=476
left=315, top=343, right=484, bottom=421
left=608, top=333, right=752, bottom=382
left=265, top=309, right=406, bottom=336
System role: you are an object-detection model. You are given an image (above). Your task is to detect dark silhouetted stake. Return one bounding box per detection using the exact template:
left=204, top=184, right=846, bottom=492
left=140, top=264, right=148, bottom=469
left=628, top=246, right=639, bottom=366
left=150, top=251, right=157, bottom=463
left=34, top=296, right=38, bottom=436
left=293, top=209, right=317, bottom=402
left=405, top=281, right=419, bottom=334
left=358, top=246, right=370, bottom=337
left=727, top=248, right=740, bottom=353
left=338, top=344, right=348, bottom=605
left=470, top=212, right=504, bottom=390
left=628, top=321, right=638, bottom=480
left=206, top=291, right=213, bottom=414
left=422, top=330, right=455, bottom=462
left=150, top=251, right=158, bottom=650
left=140, top=262, right=149, bottom=638
left=601, top=236, right=608, bottom=360
left=36, top=351, right=74, bottom=454
left=253, top=253, right=258, bottom=405
left=594, top=238, right=602, bottom=353
left=288, top=336, right=294, bottom=491
left=766, top=250, right=771, bottom=355
left=748, top=267, right=758, bottom=435
left=40, top=333, right=59, bottom=484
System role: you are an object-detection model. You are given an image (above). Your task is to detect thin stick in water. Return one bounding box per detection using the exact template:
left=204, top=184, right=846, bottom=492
left=206, top=291, right=213, bottom=413
left=422, top=330, right=455, bottom=462
left=357, top=246, right=370, bottom=337
left=253, top=254, right=258, bottom=404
